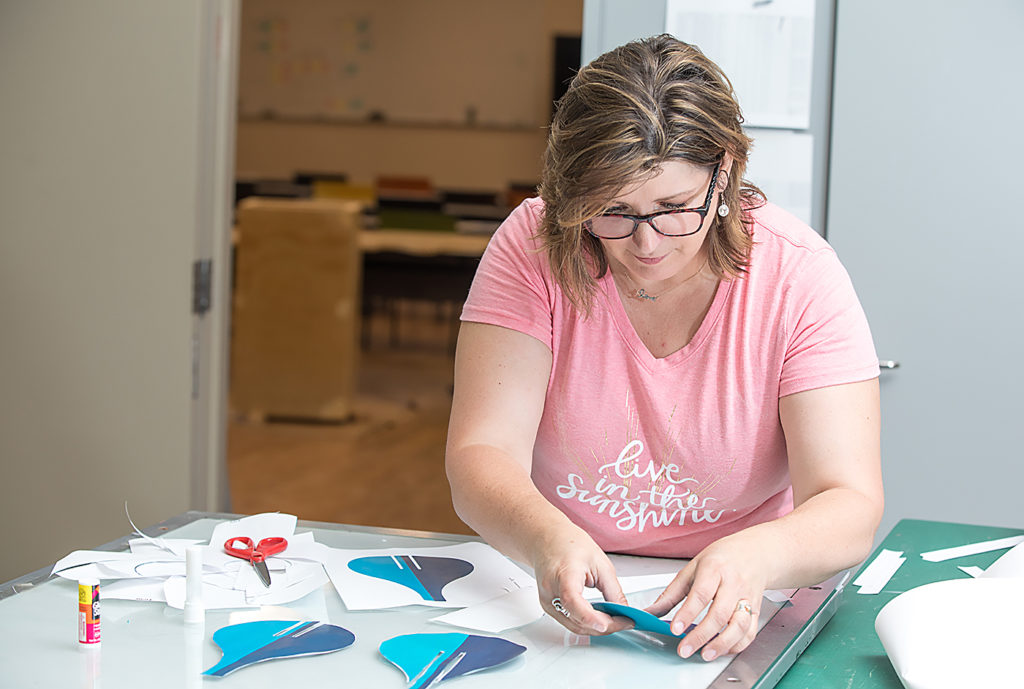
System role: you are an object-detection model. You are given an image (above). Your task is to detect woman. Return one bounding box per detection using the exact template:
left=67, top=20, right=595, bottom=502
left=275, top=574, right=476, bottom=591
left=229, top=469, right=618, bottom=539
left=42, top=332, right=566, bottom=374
left=445, top=34, right=883, bottom=662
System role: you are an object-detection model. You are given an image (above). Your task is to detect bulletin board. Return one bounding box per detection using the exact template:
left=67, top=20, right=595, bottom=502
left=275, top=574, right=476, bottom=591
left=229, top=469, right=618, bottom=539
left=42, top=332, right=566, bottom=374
left=238, top=0, right=549, bottom=129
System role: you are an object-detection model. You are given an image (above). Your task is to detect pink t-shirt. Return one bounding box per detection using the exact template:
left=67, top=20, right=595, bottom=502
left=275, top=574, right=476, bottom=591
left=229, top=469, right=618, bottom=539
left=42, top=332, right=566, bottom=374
left=461, top=198, right=878, bottom=558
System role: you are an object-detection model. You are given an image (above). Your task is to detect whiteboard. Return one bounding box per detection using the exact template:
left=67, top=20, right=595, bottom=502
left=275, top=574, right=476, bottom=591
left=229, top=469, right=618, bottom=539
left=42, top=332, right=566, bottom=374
left=239, top=0, right=549, bottom=128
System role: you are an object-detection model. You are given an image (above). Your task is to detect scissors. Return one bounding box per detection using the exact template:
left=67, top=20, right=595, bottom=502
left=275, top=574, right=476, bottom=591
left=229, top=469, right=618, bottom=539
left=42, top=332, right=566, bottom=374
left=224, top=536, right=288, bottom=587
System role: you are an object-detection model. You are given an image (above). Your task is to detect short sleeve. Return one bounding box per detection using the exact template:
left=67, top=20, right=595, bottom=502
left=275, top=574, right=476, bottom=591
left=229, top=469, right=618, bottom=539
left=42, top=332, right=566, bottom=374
left=460, top=199, right=555, bottom=349
left=779, top=248, right=879, bottom=397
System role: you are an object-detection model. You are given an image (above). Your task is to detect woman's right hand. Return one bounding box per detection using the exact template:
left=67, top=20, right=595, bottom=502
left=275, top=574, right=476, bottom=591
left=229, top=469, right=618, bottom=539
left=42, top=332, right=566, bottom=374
left=532, top=523, right=633, bottom=636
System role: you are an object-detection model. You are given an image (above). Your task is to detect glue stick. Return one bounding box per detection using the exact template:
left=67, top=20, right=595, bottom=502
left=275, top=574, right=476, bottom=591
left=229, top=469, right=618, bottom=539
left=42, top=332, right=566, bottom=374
left=78, top=578, right=101, bottom=645
left=184, top=545, right=204, bottom=624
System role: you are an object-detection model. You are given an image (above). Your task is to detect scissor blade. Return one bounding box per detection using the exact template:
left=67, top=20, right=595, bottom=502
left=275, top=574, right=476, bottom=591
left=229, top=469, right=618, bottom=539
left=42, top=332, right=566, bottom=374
left=254, top=560, right=272, bottom=587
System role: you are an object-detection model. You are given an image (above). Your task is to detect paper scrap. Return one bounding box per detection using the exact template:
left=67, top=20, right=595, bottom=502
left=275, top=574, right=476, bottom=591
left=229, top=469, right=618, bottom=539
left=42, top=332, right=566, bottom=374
left=876, top=578, right=1024, bottom=689
left=919, top=534, right=1024, bottom=562
left=852, top=549, right=906, bottom=594
left=956, top=566, right=985, bottom=578
left=52, top=512, right=334, bottom=612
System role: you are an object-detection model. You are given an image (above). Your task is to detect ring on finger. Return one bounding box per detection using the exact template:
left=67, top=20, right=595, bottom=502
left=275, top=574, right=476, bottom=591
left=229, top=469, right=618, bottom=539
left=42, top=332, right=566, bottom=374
left=551, top=597, right=571, bottom=618
left=735, top=599, right=753, bottom=616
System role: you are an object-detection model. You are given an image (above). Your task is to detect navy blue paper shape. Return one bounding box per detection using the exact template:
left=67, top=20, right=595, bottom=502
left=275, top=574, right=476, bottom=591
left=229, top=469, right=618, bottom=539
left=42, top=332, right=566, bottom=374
left=348, top=555, right=474, bottom=601
left=380, top=632, right=526, bottom=689
left=203, top=620, right=355, bottom=677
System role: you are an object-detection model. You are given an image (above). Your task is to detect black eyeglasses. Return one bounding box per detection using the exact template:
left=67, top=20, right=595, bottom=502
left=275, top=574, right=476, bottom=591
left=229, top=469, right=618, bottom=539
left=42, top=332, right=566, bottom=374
left=584, top=161, right=721, bottom=239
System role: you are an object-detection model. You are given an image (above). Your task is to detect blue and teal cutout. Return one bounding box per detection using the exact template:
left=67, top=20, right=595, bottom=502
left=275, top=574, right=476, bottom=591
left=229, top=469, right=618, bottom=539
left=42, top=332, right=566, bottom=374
left=380, top=633, right=526, bottom=689
left=591, top=602, right=696, bottom=638
left=348, top=555, right=474, bottom=601
left=203, top=620, right=355, bottom=677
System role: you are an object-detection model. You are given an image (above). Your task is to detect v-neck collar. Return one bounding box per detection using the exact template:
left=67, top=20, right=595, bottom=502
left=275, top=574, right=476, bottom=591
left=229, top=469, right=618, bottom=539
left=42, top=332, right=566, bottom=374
left=599, top=269, right=732, bottom=370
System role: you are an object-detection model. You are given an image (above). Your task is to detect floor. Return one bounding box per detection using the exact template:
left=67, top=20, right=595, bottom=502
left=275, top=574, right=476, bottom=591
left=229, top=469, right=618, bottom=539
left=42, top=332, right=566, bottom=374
left=226, top=303, right=475, bottom=536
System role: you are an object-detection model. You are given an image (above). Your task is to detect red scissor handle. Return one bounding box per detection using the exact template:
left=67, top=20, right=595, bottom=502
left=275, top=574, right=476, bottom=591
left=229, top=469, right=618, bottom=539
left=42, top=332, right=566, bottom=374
left=224, top=536, right=288, bottom=563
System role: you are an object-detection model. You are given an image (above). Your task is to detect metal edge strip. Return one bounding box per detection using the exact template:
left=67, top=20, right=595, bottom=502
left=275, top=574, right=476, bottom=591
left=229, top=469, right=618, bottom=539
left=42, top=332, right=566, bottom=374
left=707, top=571, right=850, bottom=689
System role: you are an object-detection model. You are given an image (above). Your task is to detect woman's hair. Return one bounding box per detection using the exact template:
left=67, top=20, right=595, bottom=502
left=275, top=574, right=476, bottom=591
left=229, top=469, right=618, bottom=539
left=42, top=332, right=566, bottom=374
left=538, top=34, right=765, bottom=312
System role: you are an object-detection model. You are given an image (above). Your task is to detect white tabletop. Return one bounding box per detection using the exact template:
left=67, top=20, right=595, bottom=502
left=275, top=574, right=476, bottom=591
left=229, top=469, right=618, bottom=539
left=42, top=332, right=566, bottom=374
left=0, top=512, right=838, bottom=689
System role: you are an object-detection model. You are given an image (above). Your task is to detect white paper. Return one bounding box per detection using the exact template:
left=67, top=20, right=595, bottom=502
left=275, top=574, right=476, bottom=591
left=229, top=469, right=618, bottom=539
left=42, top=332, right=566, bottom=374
left=164, top=576, right=254, bottom=610
left=432, top=577, right=793, bottom=634
left=324, top=541, right=534, bottom=610
left=432, top=585, right=543, bottom=633
left=103, top=577, right=169, bottom=603
left=128, top=538, right=202, bottom=556
left=208, top=512, right=298, bottom=553
left=875, top=578, right=1024, bottom=689
left=852, top=549, right=906, bottom=595
left=665, top=0, right=815, bottom=129
left=919, top=534, right=1024, bottom=562
left=53, top=512, right=333, bottom=612
left=977, top=540, right=1024, bottom=578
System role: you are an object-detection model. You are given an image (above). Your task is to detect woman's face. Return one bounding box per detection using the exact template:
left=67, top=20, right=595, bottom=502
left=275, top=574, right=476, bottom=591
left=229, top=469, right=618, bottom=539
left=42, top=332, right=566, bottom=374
left=597, top=159, right=723, bottom=288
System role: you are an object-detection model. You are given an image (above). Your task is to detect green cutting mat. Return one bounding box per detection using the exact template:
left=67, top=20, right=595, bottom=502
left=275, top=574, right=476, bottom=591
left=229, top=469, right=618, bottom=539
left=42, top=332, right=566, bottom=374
left=774, top=519, right=1023, bottom=688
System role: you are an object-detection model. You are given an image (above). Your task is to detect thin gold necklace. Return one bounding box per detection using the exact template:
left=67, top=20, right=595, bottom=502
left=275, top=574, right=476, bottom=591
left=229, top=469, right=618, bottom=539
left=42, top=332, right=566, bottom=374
left=620, top=259, right=708, bottom=302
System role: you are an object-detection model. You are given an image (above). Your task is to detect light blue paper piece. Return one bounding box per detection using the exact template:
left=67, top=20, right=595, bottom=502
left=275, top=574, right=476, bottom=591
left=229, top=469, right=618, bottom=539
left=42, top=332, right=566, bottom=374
left=203, top=620, right=355, bottom=677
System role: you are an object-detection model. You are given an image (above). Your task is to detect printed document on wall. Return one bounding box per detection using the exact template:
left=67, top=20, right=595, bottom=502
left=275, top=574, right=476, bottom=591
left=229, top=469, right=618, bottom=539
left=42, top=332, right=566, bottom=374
left=665, top=0, right=815, bottom=129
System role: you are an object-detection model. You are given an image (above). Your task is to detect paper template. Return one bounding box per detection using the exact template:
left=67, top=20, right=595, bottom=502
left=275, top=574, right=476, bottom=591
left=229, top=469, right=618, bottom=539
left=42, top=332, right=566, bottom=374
left=852, top=549, right=906, bottom=595
left=325, top=542, right=534, bottom=610
left=919, top=534, right=1024, bottom=562
left=875, top=578, right=1024, bottom=689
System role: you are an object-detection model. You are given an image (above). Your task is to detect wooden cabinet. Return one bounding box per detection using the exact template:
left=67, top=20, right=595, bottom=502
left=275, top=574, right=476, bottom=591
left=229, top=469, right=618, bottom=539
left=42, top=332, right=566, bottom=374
left=231, top=198, right=363, bottom=421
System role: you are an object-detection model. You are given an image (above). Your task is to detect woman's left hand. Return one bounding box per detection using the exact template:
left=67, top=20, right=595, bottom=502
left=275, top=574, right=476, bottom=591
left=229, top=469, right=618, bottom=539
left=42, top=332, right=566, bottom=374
left=644, top=532, right=771, bottom=661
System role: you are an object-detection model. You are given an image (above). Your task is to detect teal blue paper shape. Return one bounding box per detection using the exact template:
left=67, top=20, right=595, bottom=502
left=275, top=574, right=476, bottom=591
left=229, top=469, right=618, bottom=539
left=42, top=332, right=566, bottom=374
left=203, top=620, right=355, bottom=676
left=348, top=555, right=473, bottom=601
left=592, top=602, right=695, bottom=638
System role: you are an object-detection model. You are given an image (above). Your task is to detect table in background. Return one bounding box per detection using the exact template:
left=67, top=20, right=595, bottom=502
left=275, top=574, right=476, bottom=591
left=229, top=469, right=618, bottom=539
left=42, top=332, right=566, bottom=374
left=359, top=229, right=491, bottom=349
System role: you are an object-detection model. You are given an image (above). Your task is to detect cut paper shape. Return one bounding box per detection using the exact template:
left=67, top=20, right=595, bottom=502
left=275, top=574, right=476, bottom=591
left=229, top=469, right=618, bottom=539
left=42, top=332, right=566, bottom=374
left=380, top=633, right=525, bottom=689
left=919, top=534, right=1024, bottom=562
left=852, top=549, right=906, bottom=595
left=203, top=620, right=354, bottom=677
left=592, top=602, right=695, bottom=638
left=348, top=555, right=474, bottom=602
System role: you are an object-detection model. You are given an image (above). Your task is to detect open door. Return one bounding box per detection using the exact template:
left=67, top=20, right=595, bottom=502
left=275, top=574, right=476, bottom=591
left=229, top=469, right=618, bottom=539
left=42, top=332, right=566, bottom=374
left=0, top=0, right=238, bottom=582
